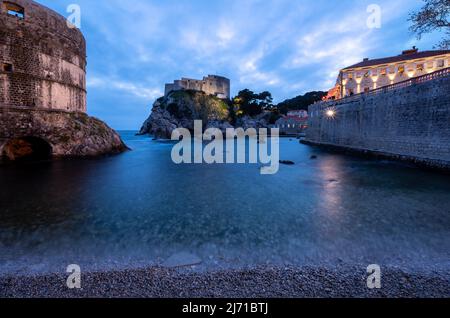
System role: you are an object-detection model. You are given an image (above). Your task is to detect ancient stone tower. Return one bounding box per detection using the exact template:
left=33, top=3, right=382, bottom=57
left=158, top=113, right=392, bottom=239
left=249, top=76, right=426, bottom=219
left=165, top=75, right=231, bottom=100
left=0, top=0, right=126, bottom=162
left=0, top=0, right=86, bottom=112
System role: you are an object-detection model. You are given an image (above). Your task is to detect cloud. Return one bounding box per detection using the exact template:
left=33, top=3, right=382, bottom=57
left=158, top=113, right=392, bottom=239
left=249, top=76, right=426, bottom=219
left=216, top=22, right=236, bottom=46
left=88, top=76, right=163, bottom=100
left=37, top=0, right=429, bottom=129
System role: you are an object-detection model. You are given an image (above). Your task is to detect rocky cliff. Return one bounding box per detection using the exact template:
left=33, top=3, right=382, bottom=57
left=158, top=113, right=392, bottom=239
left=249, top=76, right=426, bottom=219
left=0, top=109, right=128, bottom=161
left=139, top=90, right=232, bottom=139
left=235, top=113, right=273, bottom=130
left=139, top=90, right=273, bottom=138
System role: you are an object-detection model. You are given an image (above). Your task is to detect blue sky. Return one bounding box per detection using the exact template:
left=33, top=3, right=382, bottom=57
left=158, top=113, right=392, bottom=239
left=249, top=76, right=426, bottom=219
left=38, top=0, right=443, bottom=130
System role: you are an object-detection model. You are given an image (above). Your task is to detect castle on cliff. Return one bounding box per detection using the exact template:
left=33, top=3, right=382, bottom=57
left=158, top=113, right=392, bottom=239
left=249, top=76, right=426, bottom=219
left=165, top=75, right=231, bottom=100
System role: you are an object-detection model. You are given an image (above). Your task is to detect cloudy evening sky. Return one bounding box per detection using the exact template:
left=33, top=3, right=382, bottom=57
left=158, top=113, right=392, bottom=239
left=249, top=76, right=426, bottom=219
left=38, top=0, right=443, bottom=130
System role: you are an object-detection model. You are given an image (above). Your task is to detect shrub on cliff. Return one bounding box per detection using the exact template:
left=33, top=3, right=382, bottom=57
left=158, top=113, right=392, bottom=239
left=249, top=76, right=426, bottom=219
left=233, top=89, right=274, bottom=117
left=164, top=90, right=229, bottom=122
left=139, top=90, right=230, bottom=139
left=277, top=91, right=327, bottom=114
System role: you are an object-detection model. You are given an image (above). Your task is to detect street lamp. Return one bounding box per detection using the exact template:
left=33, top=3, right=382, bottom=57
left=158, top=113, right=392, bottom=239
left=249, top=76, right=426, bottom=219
left=326, top=109, right=336, bottom=118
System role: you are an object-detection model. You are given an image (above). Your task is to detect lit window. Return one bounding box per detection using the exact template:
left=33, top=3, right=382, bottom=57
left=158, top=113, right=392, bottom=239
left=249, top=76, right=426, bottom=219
left=380, top=68, right=387, bottom=76
left=398, top=66, right=405, bottom=74
left=364, top=71, right=370, bottom=78
left=416, top=64, right=424, bottom=71
left=5, top=2, right=25, bottom=19
left=347, top=73, right=353, bottom=80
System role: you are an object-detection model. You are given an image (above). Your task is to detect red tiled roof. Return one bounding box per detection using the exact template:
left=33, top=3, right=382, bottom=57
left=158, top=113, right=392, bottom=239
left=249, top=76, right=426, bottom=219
left=343, top=50, right=450, bottom=70
left=281, top=115, right=308, bottom=122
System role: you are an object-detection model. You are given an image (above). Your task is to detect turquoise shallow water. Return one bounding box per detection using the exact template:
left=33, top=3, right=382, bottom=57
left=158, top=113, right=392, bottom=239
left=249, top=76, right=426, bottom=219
left=0, top=131, right=449, bottom=275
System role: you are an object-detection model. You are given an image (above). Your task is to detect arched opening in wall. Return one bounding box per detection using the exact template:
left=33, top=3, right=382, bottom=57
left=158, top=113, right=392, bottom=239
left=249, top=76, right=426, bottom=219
left=4, top=2, right=25, bottom=19
left=2, top=137, right=52, bottom=162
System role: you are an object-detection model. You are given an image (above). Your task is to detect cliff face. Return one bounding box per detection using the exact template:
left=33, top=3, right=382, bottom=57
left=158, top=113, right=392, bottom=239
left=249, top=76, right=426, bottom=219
left=235, top=113, right=272, bottom=130
left=0, top=109, right=128, bottom=161
left=139, top=90, right=232, bottom=139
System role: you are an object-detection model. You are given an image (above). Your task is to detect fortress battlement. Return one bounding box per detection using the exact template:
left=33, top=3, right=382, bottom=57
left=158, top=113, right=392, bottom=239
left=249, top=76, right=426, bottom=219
left=165, top=75, right=230, bottom=100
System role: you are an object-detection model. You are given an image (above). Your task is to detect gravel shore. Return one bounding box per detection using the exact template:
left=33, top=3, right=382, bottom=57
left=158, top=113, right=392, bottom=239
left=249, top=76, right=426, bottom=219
left=1, top=265, right=449, bottom=298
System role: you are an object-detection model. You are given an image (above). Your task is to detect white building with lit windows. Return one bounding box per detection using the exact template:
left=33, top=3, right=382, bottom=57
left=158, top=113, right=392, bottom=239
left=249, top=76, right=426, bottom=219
left=325, top=47, right=450, bottom=99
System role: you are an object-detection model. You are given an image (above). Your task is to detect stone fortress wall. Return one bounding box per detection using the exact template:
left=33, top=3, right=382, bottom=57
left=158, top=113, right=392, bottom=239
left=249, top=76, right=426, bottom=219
left=305, top=69, right=450, bottom=170
left=165, top=75, right=230, bottom=99
left=0, top=0, right=86, bottom=112
left=0, top=1, right=127, bottom=162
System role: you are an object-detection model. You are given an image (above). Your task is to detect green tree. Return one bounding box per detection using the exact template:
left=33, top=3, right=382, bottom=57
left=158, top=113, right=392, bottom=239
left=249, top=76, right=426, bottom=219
left=227, top=99, right=237, bottom=126
left=277, top=91, right=327, bottom=115
left=257, top=91, right=274, bottom=110
left=233, top=89, right=274, bottom=117
left=409, top=0, right=450, bottom=49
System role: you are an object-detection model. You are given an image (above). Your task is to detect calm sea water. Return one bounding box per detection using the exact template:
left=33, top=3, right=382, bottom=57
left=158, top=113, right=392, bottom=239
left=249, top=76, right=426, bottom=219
left=0, top=131, right=449, bottom=275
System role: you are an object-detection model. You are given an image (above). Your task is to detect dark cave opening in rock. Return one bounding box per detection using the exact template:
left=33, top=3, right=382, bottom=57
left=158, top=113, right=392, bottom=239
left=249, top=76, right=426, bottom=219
left=2, top=137, right=52, bottom=161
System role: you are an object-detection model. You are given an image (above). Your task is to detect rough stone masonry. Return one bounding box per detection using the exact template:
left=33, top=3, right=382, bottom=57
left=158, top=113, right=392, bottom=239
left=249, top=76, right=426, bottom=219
left=0, top=0, right=86, bottom=111
left=0, top=0, right=126, bottom=161
left=304, top=72, right=450, bottom=170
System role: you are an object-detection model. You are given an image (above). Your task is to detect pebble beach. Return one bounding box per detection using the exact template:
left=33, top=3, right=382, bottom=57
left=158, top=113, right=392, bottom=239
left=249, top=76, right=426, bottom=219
left=1, top=264, right=449, bottom=298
